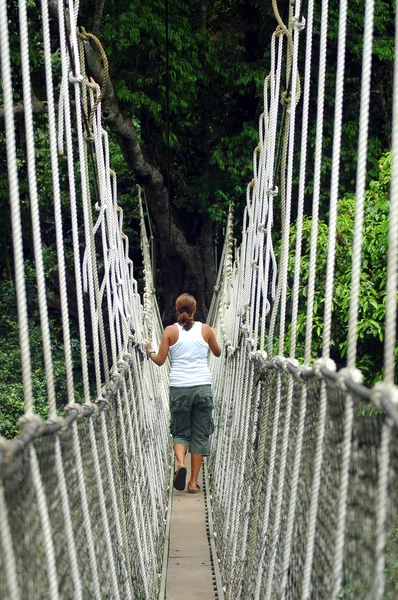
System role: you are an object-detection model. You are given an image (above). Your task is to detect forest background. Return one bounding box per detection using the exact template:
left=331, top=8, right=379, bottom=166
left=0, top=0, right=395, bottom=436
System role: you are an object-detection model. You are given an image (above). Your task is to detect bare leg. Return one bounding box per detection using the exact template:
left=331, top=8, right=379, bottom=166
left=174, top=443, right=187, bottom=468
left=188, top=453, right=203, bottom=490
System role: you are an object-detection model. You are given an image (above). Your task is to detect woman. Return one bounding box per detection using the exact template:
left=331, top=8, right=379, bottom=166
left=145, top=293, right=221, bottom=493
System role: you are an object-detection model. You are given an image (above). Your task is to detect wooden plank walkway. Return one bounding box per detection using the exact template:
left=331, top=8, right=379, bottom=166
left=165, top=456, right=215, bottom=600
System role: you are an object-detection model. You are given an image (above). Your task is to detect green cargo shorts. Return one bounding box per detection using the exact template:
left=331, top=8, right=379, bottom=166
left=169, top=385, right=215, bottom=456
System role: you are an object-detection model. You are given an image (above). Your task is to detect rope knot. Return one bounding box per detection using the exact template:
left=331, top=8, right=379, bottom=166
left=246, top=337, right=256, bottom=353
left=46, top=415, right=68, bottom=431
left=370, top=382, right=398, bottom=411
left=336, top=367, right=363, bottom=391
left=249, top=349, right=267, bottom=364
left=95, top=201, right=107, bottom=212
left=65, top=402, right=85, bottom=418
left=266, top=186, right=279, bottom=197
left=287, top=357, right=299, bottom=370
left=292, top=16, right=306, bottom=31
left=272, top=355, right=286, bottom=371
left=117, top=358, right=129, bottom=370
left=281, top=91, right=291, bottom=108
left=84, top=131, right=95, bottom=143
left=250, top=261, right=259, bottom=271
left=313, top=358, right=336, bottom=377
left=295, top=363, right=313, bottom=380
left=69, top=71, right=84, bottom=85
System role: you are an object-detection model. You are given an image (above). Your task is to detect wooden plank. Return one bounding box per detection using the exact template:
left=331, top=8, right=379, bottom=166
left=165, top=457, right=215, bottom=600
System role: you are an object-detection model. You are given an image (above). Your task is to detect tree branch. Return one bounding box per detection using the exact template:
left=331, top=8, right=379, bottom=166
left=0, top=100, right=54, bottom=118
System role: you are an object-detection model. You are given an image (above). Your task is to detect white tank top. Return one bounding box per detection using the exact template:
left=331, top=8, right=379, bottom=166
left=169, top=322, right=212, bottom=387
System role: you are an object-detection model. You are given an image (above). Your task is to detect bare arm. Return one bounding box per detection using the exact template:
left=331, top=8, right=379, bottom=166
left=202, top=324, right=222, bottom=357
left=145, top=326, right=174, bottom=366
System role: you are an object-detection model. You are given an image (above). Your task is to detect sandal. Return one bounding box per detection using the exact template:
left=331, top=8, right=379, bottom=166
left=188, top=483, right=201, bottom=494
left=173, top=466, right=187, bottom=491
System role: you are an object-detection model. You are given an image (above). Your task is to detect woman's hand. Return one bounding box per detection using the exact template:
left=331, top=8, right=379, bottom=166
left=145, top=341, right=152, bottom=353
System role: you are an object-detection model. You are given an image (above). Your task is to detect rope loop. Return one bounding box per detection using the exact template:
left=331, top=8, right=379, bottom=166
left=47, top=415, right=68, bottom=431
left=97, top=395, right=110, bottom=408
left=370, top=382, right=398, bottom=411
left=272, top=355, right=288, bottom=371
left=249, top=349, right=268, bottom=364
left=295, top=363, right=314, bottom=380
left=287, top=357, right=299, bottom=369
left=17, top=413, right=43, bottom=433
left=336, top=367, right=363, bottom=391
left=65, top=402, right=85, bottom=417
left=313, top=357, right=337, bottom=377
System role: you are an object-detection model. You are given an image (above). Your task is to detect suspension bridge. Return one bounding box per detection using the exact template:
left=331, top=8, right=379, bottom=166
left=0, top=0, right=397, bottom=598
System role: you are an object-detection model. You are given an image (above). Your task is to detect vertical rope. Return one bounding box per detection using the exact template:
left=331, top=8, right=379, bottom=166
left=0, top=478, right=20, bottom=600
left=373, top=422, right=391, bottom=600
left=19, top=0, right=57, bottom=415
left=331, top=1, right=375, bottom=596
left=29, top=446, right=59, bottom=599
left=304, top=0, right=329, bottom=365
left=321, top=0, right=348, bottom=359
left=384, top=0, right=398, bottom=384
left=0, top=0, right=33, bottom=414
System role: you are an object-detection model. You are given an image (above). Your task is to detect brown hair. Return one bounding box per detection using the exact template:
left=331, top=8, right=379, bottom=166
left=176, top=293, right=196, bottom=331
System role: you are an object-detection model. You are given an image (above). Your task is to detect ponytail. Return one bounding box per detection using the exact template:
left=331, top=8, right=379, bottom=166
left=175, top=293, right=197, bottom=331
left=177, top=311, right=194, bottom=331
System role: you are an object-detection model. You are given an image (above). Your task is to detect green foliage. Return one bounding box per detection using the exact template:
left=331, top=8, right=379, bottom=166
left=284, top=152, right=392, bottom=386
left=78, top=0, right=274, bottom=224
left=0, top=272, right=89, bottom=439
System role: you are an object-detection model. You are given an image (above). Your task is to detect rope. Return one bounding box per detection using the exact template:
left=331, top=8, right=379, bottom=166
left=76, top=26, right=109, bottom=132
left=304, top=0, right=330, bottom=365
left=331, top=1, right=375, bottom=596
left=0, top=0, right=33, bottom=414
left=321, top=0, right=348, bottom=359
left=20, top=0, right=57, bottom=415
left=0, top=480, right=20, bottom=599
left=384, top=0, right=398, bottom=384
